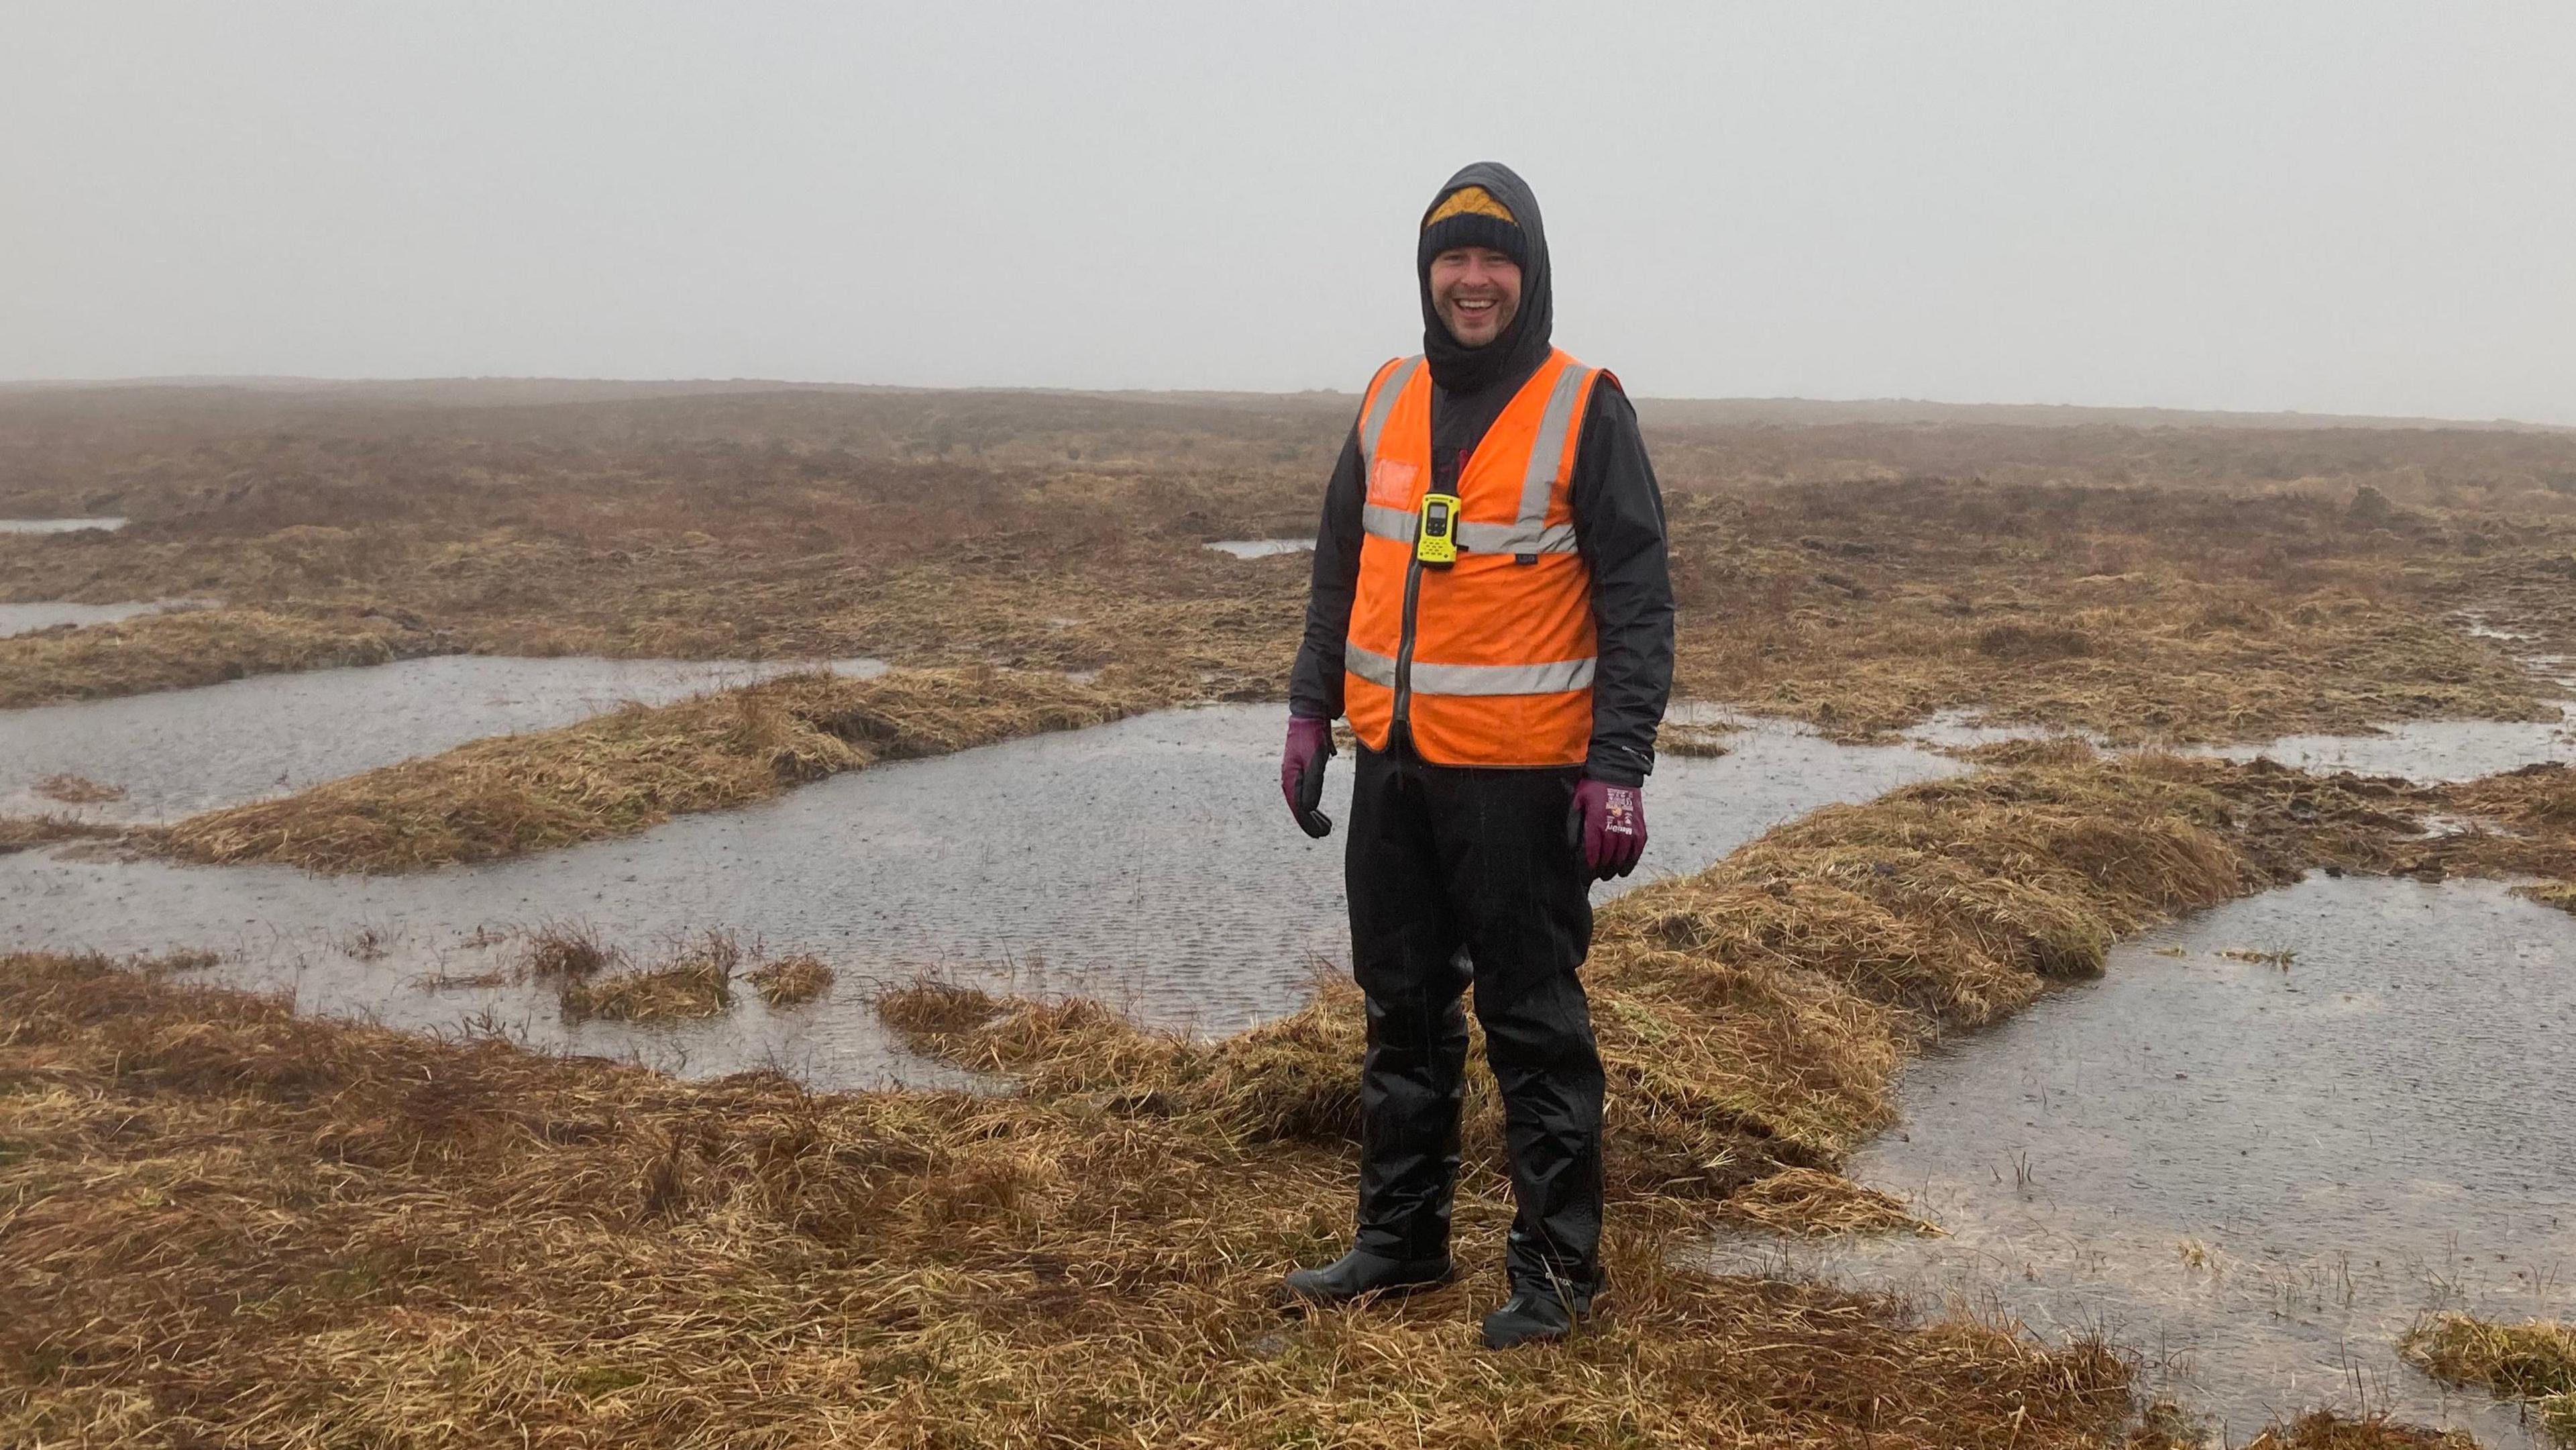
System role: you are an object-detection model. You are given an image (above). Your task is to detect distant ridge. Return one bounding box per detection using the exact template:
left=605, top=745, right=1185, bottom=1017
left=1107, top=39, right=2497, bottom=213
left=0, top=376, right=2565, bottom=433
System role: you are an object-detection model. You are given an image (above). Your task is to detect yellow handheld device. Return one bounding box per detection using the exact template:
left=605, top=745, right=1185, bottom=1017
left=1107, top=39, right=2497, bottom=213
left=1415, top=493, right=1462, bottom=566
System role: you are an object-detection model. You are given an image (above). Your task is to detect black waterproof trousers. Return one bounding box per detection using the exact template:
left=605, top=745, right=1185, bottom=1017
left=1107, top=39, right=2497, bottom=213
left=1344, top=740, right=1607, bottom=1290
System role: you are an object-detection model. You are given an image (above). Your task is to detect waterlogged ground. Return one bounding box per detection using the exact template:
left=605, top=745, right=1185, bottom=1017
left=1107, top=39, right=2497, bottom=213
left=1701, top=874, right=2576, bottom=1447
left=0, top=702, right=1962, bottom=1084
left=0, top=653, right=888, bottom=820
left=0, top=599, right=199, bottom=637
left=2192, top=705, right=2576, bottom=783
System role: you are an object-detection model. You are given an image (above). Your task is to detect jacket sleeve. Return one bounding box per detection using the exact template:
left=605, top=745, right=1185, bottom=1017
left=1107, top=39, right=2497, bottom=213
left=1568, top=378, right=1674, bottom=785
left=1287, top=425, right=1368, bottom=719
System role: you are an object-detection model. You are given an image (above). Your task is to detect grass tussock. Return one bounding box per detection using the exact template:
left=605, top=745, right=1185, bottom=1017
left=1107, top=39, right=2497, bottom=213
left=0, top=949, right=2139, bottom=1449
left=0, top=814, right=121, bottom=856
left=0, top=607, right=438, bottom=708
left=556, top=932, right=739, bottom=1025
left=522, top=920, right=621, bottom=980
left=2403, top=1315, right=2576, bottom=1442
left=1719, top=1167, right=1943, bottom=1237
left=150, top=666, right=1162, bottom=873
left=745, top=953, right=833, bottom=1008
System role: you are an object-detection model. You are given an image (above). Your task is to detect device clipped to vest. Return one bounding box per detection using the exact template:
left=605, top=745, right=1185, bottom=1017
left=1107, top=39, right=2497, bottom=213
left=1415, top=492, right=1462, bottom=566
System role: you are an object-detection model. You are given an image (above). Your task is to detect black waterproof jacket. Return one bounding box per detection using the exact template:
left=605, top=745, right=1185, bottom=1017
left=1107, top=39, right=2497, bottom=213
left=1287, top=163, right=1676, bottom=786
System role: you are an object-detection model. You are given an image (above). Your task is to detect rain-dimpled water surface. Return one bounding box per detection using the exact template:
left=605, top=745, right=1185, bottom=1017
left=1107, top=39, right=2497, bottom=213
left=1700, top=874, right=2576, bottom=1447
left=0, top=704, right=1963, bottom=1087
left=1, top=653, right=887, bottom=819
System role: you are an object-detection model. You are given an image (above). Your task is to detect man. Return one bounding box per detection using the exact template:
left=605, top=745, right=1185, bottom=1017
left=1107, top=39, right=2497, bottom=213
left=1277, top=161, right=1674, bottom=1349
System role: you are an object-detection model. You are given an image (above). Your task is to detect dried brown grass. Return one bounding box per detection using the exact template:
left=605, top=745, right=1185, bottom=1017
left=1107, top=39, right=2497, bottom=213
left=2402, top=1315, right=2576, bottom=1442
left=0, top=606, right=440, bottom=708
left=148, top=666, right=1165, bottom=873
left=557, top=932, right=739, bottom=1025
left=0, top=815, right=121, bottom=856
left=0, top=949, right=2137, bottom=1449
left=2241, top=1412, right=2483, bottom=1449
left=746, top=953, right=834, bottom=1008
left=1719, top=1168, right=1943, bottom=1237
left=9, top=382, right=2571, bottom=756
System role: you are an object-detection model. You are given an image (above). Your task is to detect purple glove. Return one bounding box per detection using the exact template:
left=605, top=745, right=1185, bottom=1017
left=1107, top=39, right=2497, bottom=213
left=1282, top=715, right=1336, bottom=838
left=1568, top=778, right=1646, bottom=880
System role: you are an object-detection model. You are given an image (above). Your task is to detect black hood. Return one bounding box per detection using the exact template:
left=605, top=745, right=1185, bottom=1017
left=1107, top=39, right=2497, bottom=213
left=1418, top=161, right=1554, bottom=395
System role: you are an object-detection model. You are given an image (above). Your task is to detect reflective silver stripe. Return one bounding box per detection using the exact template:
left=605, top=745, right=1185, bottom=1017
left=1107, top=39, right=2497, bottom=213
left=1362, top=503, right=1415, bottom=544
left=1407, top=656, right=1595, bottom=696
left=1367, top=513, right=1572, bottom=553
left=1490, top=364, right=1591, bottom=555
left=1457, top=519, right=1577, bottom=555
left=1345, top=642, right=1398, bottom=687
left=1357, top=356, right=1423, bottom=466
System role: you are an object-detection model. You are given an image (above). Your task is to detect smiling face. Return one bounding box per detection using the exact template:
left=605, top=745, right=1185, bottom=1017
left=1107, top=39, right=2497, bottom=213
left=1428, top=246, right=1521, bottom=348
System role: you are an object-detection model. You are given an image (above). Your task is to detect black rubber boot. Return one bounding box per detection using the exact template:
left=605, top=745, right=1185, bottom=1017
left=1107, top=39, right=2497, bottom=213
left=1479, top=1274, right=1603, bottom=1349
left=1281, top=1248, right=1453, bottom=1306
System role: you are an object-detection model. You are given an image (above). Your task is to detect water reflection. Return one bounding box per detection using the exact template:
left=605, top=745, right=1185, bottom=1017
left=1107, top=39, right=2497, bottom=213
left=0, top=705, right=1962, bottom=1084
left=1699, top=876, right=2576, bottom=1447
left=1, top=653, right=888, bottom=820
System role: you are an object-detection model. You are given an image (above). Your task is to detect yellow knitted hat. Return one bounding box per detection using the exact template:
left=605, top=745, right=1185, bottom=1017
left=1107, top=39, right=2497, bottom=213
left=1424, top=185, right=1515, bottom=229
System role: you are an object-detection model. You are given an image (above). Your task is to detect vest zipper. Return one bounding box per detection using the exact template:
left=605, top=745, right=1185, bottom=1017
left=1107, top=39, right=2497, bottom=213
left=1393, top=553, right=1424, bottom=734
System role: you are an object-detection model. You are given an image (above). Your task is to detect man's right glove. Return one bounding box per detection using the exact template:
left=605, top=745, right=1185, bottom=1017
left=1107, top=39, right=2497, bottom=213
left=1281, top=715, right=1336, bottom=838
left=1568, top=776, right=1647, bottom=880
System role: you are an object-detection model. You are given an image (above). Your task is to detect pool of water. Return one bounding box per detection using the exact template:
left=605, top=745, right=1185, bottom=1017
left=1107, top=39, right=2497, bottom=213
left=0, top=599, right=203, bottom=637
left=0, top=705, right=1964, bottom=1086
left=1699, top=875, right=2576, bottom=1447
left=0, top=517, right=127, bottom=533
left=1204, top=538, right=1314, bottom=559
left=2192, top=707, right=2576, bottom=784
left=0, top=653, right=888, bottom=820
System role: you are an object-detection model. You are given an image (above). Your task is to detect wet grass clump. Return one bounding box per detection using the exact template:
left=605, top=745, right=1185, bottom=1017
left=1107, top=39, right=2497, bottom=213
left=557, top=932, right=739, bottom=1025
left=0, top=814, right=121, bottom=857
left=2402, top=1315, right=2576, bottom=1443
left=148, top=666, right=1163, bottom=874
left=1719, top=1167, right=1943, bottom=1238
left=521, top=920, right=621, bottom=980
left=744, top=953, right=833, bottom=1008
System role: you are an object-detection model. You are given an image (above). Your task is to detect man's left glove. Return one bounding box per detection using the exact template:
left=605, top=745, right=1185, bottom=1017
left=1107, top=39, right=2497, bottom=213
left=1281, top=715, right=1336, bottom=839
left=1568, top=777, right=1647, bottom=880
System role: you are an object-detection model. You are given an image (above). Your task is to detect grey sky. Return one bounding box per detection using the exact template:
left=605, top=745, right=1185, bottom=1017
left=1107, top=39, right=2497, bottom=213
left=5, top=2, right=2572, bottom=422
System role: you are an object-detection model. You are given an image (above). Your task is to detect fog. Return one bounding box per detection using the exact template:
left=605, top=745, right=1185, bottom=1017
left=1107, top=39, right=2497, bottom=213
left=5, top=1, right=2572, bottom=423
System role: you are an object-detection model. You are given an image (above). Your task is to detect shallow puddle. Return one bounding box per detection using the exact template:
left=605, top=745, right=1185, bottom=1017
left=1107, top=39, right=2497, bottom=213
left=2192, top=708, right=2576, bottom=783
left=0, top=599, right=201, bottom=637
left=0, top=653, right=887, bottom=820
left=1699, top=875, right=2576, bottom=1447
left=0, top=704, right=1962, bottom=1086
left=0, top=516, right=127, bottom=533
left=1204, top=538, right=1313, bottom=558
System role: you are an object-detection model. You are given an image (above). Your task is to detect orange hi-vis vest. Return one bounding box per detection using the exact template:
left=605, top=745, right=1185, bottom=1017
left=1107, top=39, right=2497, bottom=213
left=1344, top=348, right=1605, bottom=767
